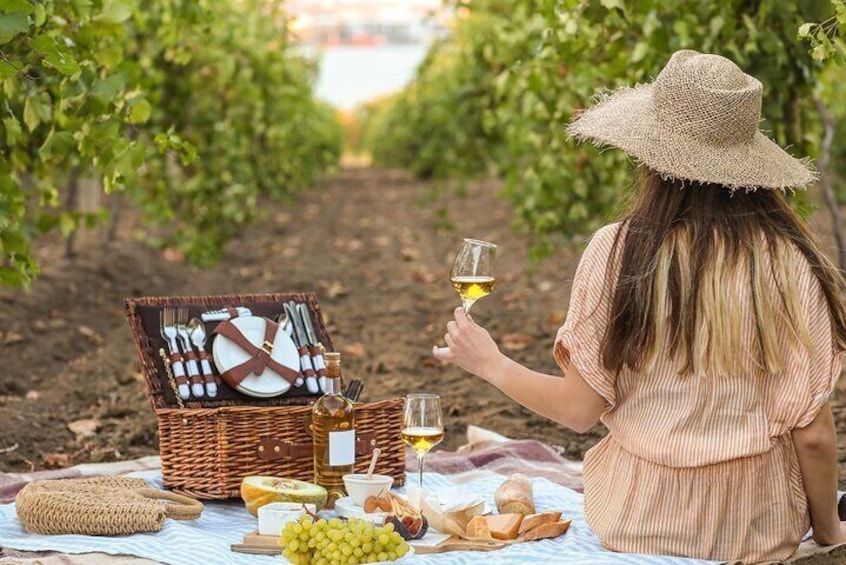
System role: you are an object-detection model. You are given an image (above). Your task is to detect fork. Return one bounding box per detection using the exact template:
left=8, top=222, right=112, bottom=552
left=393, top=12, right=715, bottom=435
left=160, top=308, right=190, bottom=400
left=176, top=307, right=205, bottom=398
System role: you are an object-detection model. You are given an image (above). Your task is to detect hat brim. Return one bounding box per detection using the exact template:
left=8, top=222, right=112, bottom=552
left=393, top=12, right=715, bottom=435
left=566, top=84, right=816, bottom=190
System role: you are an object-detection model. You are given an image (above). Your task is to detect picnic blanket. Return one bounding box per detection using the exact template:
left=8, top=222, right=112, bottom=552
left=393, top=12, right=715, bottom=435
left=0, top=427, right=843, bottom=565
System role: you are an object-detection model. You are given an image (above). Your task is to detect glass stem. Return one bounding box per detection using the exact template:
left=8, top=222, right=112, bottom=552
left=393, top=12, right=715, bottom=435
left=417, top=453, right=425, bottom=501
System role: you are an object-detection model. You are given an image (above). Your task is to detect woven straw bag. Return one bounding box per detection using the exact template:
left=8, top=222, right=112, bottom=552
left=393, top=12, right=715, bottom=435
left=15, top=477, right=203, bottom=536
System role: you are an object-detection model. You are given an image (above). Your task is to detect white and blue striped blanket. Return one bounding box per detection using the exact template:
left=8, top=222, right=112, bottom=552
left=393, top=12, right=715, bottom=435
left=0, top=471, right=719, bottom=565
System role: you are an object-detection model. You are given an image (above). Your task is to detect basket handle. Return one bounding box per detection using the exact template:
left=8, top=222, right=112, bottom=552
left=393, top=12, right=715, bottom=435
left=257, top=431, right=376, bottom=461
left=137, top=488, right=204, bottom=521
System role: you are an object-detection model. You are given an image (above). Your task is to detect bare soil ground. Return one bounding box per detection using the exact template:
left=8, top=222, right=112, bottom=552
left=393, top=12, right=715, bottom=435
left=1, top=167, right=845, bottom=563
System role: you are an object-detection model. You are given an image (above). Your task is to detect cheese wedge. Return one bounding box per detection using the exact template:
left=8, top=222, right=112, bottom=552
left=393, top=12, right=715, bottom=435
left=518, top=511, right=562, bottom=535
left=486, top=513, right=523, bottom=540
left=519, top=519, right=572, bottom=542
left=466, top=515, right=492, bottom=539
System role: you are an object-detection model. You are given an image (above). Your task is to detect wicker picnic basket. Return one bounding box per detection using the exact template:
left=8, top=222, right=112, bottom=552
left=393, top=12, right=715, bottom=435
left=125, top=292, right=405, bottom=500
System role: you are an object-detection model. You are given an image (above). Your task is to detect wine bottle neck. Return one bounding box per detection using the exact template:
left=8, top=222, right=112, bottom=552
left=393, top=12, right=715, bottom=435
left=325, top=376, right=343, bottom=395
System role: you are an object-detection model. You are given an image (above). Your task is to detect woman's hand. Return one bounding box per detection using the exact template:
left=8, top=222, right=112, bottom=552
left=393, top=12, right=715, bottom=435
left=432, top=307, right=507, bottom=383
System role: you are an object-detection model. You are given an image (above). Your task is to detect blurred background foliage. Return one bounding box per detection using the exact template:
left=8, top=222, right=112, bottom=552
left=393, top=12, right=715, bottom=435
left=0, top=0, right=342, bottom=286
left=359, top=0, right=846, bottom=261
left=4, top=0, right=846, bottom=287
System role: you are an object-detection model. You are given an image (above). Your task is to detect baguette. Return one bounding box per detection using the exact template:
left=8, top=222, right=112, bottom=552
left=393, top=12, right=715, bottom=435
left=518, top=511, right=562, bottom=535
left=494, top=474, right=535, bottom=516
left=518, top=519, right=572, bottom=542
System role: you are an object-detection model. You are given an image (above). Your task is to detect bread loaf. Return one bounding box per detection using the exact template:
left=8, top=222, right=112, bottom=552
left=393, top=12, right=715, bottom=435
left=494, top=474, right=535, bottom=516
left=465, top=515, right=492, bottom=539
left=518, top=519, right=572, bottom=542
left=486, top=513, right=523, bottom=540
left=518, top=511, right=562, bottom=535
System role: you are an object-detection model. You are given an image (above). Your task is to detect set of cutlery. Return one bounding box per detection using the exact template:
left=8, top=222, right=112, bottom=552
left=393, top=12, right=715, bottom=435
left=159, top=307, right=217, bottom=400
left=157, top=302, right=356, bottom=401
left=278, top=301, right=329, bottom=394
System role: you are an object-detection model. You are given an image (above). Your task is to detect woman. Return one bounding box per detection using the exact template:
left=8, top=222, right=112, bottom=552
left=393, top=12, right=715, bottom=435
left=433, top=50, right=846, bottom=563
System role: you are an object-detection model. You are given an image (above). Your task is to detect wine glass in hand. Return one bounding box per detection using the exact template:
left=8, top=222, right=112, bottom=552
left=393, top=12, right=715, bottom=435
left=401, top=393, right=443, bottom=508
left=450, top=238, right=497, bottom=313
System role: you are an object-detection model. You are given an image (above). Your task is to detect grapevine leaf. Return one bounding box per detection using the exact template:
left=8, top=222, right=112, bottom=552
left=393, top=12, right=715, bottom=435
left=29, top=34, right=81, bottom=75
left=0, top=59, right=17, bottom=79
left=34, top=3, right=46, bottom=27
left=127, top=98, right=151, bottom=123
left=59, top=213, right=76, bottom=237
left=91, top=74, right=126, bottom=104
left=39, top=129, right=75, bottom=161
left=23, top=92, right=51, bottom=131
left=3, top=116, right=22, bottom=145
left=96, top=0, right=133, bottom=24
left=600, top=0, right=625, bottom=12
left=0, top=13, right=29, bottom=45
left=0, top=0, right=33, bottom=15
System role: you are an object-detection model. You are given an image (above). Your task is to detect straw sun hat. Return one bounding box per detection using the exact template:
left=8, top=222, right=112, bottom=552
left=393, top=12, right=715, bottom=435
left=566, top=49, right=816, bottom=190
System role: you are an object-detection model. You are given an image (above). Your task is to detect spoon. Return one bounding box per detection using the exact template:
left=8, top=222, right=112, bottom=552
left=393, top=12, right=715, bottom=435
left=366, top=448, right=382, bottom=480
left=188, top=318, right=217, bottom=398
left=276, top=311, right=304, bottom=387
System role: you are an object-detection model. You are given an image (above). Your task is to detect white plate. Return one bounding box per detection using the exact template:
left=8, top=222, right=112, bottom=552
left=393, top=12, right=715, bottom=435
left=212, top=316, right=299, bottom=398
left=334, top=496, right=387, bottom=523
left=284, top=545, right=414, bottom=564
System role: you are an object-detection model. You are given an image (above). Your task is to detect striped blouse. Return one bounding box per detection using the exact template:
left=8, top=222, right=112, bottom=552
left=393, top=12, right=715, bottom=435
left=554, top=223, right=843, bottom=564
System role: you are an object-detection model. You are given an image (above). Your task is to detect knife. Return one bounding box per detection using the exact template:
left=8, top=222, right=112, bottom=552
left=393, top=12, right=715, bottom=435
left=296, top=303, right=328, bottom=393
left=285, top=302, right=320, bottom=394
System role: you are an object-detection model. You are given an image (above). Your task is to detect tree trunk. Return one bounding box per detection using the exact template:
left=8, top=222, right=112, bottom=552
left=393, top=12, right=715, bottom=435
left=814, top=96, right=846, bottom=272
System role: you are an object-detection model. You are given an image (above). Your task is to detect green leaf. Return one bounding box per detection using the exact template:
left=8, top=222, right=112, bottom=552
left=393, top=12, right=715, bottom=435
left=631, top=41, right=648, bottom=63
left=23, top=92, right=51, bottom=131
left=600, top=0, right=625, bottom=11
left=59, top=213, right=76, bottom=237
left=39, top=129, right=75, bottom=160
left=127, top=98, right=151, bottom=123
left=91, top=74, right=125, bottom=104
left=96, top=0, right=133, bottom=24
left=0, top=13, right=29, bottom=45
left=3, top=116, right=22, bottom=145
left=29, top=34, right=81, bottom=75
left=34, top=3, right=46, bottom=27
left=813, top=43, right=828, bottom=61
left=0, top=0, right=34, bottom=14
left=0, top=59, right=17, bottom=79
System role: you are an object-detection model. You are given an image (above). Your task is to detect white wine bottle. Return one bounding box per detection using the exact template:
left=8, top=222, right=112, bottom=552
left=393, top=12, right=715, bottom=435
left=312, top=352, right=355, bottom=508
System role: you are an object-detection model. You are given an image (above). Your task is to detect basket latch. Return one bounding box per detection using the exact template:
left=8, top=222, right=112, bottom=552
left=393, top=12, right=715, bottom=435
left=257, top=432, right=377, bottom=461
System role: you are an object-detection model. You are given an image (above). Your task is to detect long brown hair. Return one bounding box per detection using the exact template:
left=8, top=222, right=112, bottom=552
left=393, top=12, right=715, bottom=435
left=602, top=168, right=846, bottom=376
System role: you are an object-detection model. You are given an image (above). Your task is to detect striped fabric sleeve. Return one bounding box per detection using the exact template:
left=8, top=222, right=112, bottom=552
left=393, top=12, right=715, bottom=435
left=795, top=275, right=845, bottom=429
left=553, top=223, right=619, bottom=410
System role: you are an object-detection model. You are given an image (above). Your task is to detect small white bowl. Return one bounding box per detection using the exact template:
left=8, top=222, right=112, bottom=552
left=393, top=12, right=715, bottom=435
left=342, top=474, right=394, bottom=506
left=257, top=502, right=317, bottom=536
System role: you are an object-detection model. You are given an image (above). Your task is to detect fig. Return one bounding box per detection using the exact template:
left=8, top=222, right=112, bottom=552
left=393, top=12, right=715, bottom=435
left=387, top=513, right=428, bottom=540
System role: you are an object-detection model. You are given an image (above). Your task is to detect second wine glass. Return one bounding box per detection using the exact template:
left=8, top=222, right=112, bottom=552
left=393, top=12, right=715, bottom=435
left=401, top=393, right=443, bottom=508
left=450, top=238, right=497, bottom=313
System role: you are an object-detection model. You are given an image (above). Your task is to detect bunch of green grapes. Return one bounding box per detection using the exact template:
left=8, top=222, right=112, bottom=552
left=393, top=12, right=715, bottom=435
left=280, top=517, right=410, bottom=565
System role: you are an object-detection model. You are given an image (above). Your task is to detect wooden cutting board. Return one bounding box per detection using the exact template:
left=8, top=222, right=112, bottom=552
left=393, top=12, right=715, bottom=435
left=231, top=531, right=511, bottom=555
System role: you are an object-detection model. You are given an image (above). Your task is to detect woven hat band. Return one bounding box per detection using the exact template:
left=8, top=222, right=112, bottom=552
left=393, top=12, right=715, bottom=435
left=653, top=51, right=762, bottom=145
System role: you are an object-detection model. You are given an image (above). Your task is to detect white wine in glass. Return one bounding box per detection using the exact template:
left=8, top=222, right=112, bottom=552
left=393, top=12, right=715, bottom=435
left=450, top=238, right=497, bottom=313
left=402, top=394, right=443, bottom=507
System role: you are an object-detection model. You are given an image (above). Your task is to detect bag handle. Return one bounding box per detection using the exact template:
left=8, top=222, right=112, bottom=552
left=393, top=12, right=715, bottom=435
left=137, top=488, right=204, bottom=521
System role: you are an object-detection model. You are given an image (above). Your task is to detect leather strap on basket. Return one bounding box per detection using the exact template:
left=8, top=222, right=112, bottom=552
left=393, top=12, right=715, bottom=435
left=257, top=431, right=377, bottom=461
left=213, top=319, right=299, bottom=387
left=136, top=488, right=204, bottom=521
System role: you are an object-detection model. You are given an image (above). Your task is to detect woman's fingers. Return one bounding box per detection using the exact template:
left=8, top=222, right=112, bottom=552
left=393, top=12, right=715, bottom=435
left=432, top=345, right=452, bottom=360
left=454, top=306, right=470, bottom=327
left=444, top=333, right=455, bottom=347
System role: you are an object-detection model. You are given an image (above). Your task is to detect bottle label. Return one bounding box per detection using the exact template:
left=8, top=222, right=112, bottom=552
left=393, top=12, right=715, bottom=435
left=328, top=429, right=356, bottom=466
